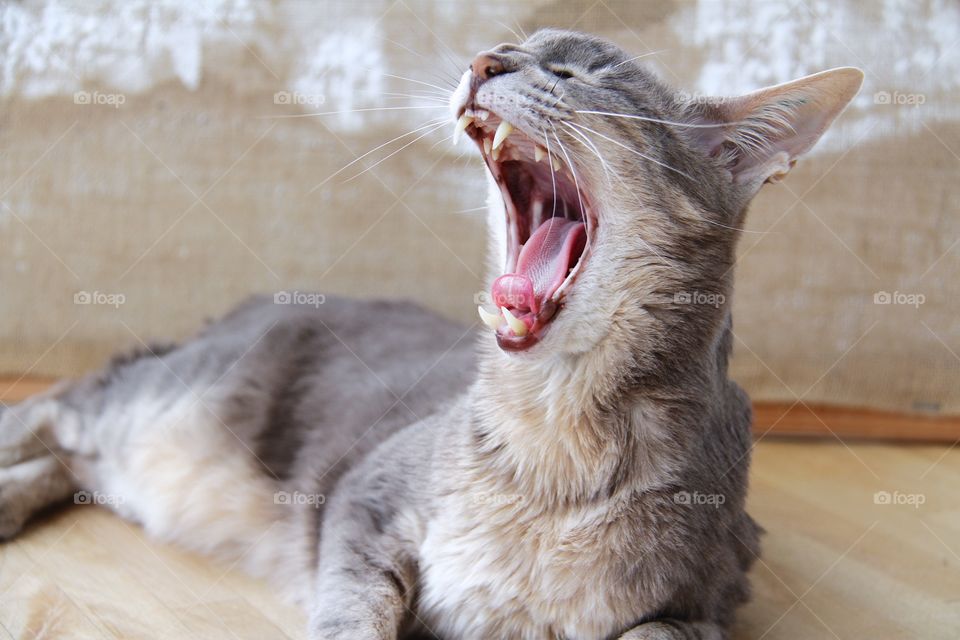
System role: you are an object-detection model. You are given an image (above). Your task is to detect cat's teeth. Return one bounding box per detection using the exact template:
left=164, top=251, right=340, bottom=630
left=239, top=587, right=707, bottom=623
left=493, top=121, right=513, bottom=151
left=453, top=114, right=473, bottom=145
left=478, top=305, right=504, bottom=331
left=492, top=144, right=502, bottom=161
left=551, top=155, right=563, bottom=172
left=534, top=145, right=545, bottom=163
left=483, top=138, right=492, bottom=156
left=501, top=307, right=527, bottom=336
left=477, top=110, right=490, bottom=121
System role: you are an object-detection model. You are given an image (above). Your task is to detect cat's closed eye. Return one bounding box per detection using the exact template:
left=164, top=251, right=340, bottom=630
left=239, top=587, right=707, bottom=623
left=548, top=66, right=577, bottom=80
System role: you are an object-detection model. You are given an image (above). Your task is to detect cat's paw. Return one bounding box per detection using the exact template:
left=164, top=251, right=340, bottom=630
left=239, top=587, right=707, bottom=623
left=618, top=621, right=724, bottom=640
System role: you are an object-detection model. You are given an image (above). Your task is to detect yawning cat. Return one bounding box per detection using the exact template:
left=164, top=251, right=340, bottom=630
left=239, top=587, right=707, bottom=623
left=0, top=29, right=861, bottom=640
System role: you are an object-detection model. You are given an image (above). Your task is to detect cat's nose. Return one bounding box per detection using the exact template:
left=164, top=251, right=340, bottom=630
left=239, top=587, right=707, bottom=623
left=471, top=53, right=506, bottom=81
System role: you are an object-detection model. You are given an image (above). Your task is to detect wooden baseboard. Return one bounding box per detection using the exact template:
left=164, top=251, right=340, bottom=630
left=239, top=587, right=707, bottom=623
left=752, top=402, right=960, bottom=442
left=2, top=377, right=958, bottom=443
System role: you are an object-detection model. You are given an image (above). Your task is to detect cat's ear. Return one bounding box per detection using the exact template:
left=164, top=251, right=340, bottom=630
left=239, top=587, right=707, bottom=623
left=683, top=67, right=863, bottom=191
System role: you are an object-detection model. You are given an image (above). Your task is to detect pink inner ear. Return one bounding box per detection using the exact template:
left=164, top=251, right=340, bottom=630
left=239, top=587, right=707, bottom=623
left=685, top=67, right=864, bottom=185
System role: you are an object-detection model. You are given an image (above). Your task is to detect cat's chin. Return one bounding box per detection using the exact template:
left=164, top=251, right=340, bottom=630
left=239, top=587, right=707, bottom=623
left=459, top=109, right=597, bottom=353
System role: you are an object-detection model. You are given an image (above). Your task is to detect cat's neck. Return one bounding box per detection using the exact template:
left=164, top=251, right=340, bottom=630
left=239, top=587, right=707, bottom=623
left=469, top=337, right=702, bottom=506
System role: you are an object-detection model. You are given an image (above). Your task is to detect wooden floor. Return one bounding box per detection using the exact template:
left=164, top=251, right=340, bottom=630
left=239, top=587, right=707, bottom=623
left=1, top=382, right=958, bottom=638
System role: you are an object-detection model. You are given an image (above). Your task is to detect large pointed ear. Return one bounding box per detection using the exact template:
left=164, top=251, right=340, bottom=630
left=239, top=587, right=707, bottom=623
left=683, top=67, right=863, bottom=192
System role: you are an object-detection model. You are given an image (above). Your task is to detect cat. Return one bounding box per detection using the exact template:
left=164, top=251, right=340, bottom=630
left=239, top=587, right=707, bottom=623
left=0, top=29, right=861, bottom=640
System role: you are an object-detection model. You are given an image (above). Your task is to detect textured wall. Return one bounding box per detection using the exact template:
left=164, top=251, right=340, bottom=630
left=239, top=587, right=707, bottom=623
left=1, top=0, right=958, bottom=416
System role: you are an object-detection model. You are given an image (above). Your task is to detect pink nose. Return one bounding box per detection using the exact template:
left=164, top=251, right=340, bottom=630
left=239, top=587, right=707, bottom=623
left=471, top=53, right=505, bottom=81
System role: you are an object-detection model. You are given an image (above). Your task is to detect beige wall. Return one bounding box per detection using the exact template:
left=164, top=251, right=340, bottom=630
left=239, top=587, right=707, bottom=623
left=1, top=0, right=958, bottom=416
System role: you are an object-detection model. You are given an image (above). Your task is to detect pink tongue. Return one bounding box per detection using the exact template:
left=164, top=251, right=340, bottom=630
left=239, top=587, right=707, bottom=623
left=492, top=218, right=586, bottom=314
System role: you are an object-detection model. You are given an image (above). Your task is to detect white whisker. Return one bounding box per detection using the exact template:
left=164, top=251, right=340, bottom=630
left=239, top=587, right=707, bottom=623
left=576, top=110, right=737, bottom=129
left=308, top=118, right=447, bottom=192
left=553, top=126, right=668, bottom=265
left=341, top=120, right=449, bottom=183
left=264, top=106, right=444, bottom=119
left=541, top=129, right=560, bottom=220
left=571, top=121, right=693, bottom=179
left=610, top=50, right=669, bottom=69
left=384, top=73, right=455, bottom=95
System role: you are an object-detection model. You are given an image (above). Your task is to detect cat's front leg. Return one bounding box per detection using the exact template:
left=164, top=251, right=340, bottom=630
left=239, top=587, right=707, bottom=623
left=308, top=474, right=420, bottom=640
left=618, top=620, right=725, bottom=640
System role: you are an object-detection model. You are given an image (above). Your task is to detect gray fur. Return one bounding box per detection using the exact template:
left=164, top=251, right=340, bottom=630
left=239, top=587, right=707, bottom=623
left=0, top=29, right=861, bottom=640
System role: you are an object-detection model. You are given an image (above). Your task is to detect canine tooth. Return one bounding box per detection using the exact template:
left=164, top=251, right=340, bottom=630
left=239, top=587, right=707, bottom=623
left=551, top=155, right=563, bottom=172
left=534, top=145, right=545, bottom=163
left=453, top=114, right=473, bottom=145
left=478, top=110, right=490, bottom=121
left=501, top=307, right=527, bottom=336
left=483, top=137, right=492, bottom=156
left=492, top=144, right=502, bottom=161
left=478, top=305, right=504, bottom=330
left=493, top=121, right=513, bottom=150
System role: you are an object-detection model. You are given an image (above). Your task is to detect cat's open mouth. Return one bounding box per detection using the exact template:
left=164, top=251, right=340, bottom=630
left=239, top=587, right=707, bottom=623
left=457, top=110, right=596, bottom=352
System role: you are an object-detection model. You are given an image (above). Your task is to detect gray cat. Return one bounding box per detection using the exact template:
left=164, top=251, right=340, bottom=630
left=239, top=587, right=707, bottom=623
left=0, top=29, right=861, bottom=640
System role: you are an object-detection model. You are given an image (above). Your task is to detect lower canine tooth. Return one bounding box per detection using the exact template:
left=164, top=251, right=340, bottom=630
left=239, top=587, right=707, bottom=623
left=493, top=121, right=513, bottom=150
left=501, top=307, right=527, bottom=336
left=453, top=114, right=473, bottom=145
left=478, top=305, right=504, bottom=331
left=552, top=155, right=563, bottom=172
left=483, top=138, right=492, bottom=156
left=534, top=146, right=545, bottom=163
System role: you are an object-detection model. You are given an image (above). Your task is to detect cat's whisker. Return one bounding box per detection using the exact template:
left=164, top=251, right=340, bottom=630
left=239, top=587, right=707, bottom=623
left=382, top=37, right=461, bottom=87
left=384, top=73, right=456, bottom=95
left=571, top=121, right=693, bottom=180
left=264, top=105, right=445, bottom=119
left=382, top=92, right=450, bottom=104
left=553, top=126, right=668, bottom=266
left=610, top=50, right=669, bottom=70
left=540, top=129, right=560, bottom=220
left=576, top=110, right=738, bottom=129
left=496, top=21, right=524, bottom=44
left=341, top=120, right=449, bottom=184
left=565, top=125, right=771, bottom=237
left=308, top=118, right=448, bottom=193
left=561, top=121, right=621, bottom=188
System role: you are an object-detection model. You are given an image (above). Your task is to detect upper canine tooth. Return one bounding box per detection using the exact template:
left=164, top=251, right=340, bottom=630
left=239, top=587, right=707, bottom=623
left=453, top=114, right=473, bottom=145
left=483, top=137, right=492, bottom=156
left=551, top=155, right=563, bottom=172
left=478, top=305, right=504, bottom=331
left=493, top=121, right=513, bottom=150
left=534, top=145, right=545, bottom=163
left=501, top=307, right=527, bottom=336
